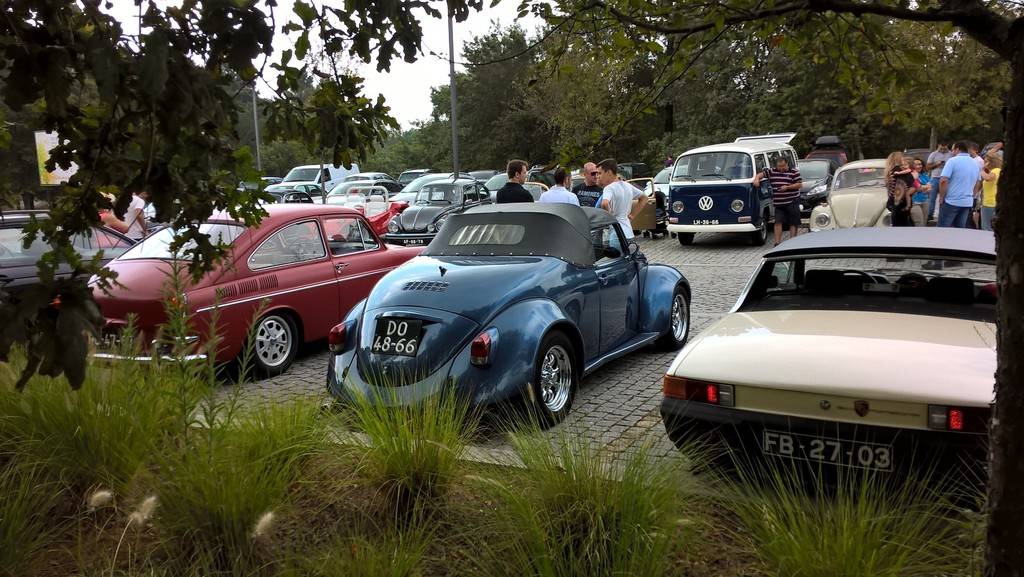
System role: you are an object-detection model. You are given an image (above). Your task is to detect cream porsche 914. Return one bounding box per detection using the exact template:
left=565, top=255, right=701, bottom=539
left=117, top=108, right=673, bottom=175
left=661, top=228, right=995, bottom=474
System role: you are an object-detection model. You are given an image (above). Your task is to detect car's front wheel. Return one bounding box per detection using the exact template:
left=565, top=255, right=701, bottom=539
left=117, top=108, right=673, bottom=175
left=677, top=232, right=695, bottom=246
left=531, top=331, right=578, bottom=428
left=251, top=312, right=299, bottom=377
left=656, top=287, right=690, bottom=350
left=749, top=210, right=769, bottom=246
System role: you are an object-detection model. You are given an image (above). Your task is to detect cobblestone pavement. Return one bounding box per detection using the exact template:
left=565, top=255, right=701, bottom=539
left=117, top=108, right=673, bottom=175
left=235, top=230, right=773, bottom=456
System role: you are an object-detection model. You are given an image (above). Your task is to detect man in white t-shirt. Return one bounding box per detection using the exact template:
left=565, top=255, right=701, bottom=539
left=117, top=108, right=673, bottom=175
left=539, top=167, right=580, bottom=206
left=596, top=158, right=644, bottom=239
left=125, top=191, right=148, bottom=241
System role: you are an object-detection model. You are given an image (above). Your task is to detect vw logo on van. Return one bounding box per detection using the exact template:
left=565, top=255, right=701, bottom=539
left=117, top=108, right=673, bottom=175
left=697, top=196, right=714, bottom=211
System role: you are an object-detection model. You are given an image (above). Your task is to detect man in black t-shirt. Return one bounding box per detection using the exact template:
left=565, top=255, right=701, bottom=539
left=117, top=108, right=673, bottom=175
left=572, top=162, right=604, bottom=207
left=496, top=159, right=534, bottom=204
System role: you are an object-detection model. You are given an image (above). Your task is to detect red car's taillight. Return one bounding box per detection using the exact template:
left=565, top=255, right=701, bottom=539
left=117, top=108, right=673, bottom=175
left=328, top=323, right=346, bottom=354
left=470, top=331, right=493, bottom=367
left=663, top=375, right=735, bottom=407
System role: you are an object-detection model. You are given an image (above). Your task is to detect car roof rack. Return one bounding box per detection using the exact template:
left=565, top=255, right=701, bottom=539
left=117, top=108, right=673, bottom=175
left=735, top=132, right=797, bottom=144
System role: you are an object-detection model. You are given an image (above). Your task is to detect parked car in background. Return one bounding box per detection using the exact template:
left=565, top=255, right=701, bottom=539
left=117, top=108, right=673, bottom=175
left=325, top=180, right=380, bottom=203
left=1, top=211, right=134, bottom=297
left=398, top=169, right=435, bottom=186
left=325, top=184, right=408, bottom=237
left=280, top=163, right=361, bottom=194
left=805, top=135, right=849, bottom=166
left=903, top=148, right=932, bottom=163
left=662, top=228, right=994, bottom=478
left=645, top=167, right=671, bottom=199
left=618, top=162, right=652, bottom=180
left=527, top=165, right=556, bottom=187
left=394, top=172, right=474, bottom=203
left=344, top=172, right=403, bottom=192
left=277, top=191, right=316, bottom=204
left=809, top=159, right=889, bottom=231
left=238, top=176, right=284, bottom=192
left=667, top=135, right=797, bottom=246
left=796, top=158, right=838, bottom=215
left=384, top=178, right=490, bottom=246
left=328, top=204, right=692, bottom=425
left=484, top=172, right=508, bottom=192
left=469, top=169, right=498, bottom=181
left=93, top=204, right=421, bottom=376
left=265, top=182, right=323, bottom=201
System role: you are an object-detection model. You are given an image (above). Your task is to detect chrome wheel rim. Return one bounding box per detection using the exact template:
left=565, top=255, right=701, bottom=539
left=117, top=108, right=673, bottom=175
left=670, top=294, right=688, bottom=341
left=759, top=218, right=768, bottom=241
left=539, top=344, right=573, bottom=413
left=255, top=315, right=292, bottom=368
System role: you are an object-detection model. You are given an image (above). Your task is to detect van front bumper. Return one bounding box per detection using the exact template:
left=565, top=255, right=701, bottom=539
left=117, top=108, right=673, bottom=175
left=667, top=223, right=757, bottom=233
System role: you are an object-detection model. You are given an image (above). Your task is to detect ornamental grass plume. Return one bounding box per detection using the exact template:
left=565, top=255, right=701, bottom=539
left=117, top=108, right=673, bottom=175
left=128, top=495, right=158, bottom=528
left=251, top=510, right=275, bottom=540
left=87, top=488, right=114, bottom=512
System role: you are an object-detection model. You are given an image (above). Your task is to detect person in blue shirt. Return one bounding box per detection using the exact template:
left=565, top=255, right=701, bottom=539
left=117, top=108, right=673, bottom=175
left=937, top=141, right=981, bottom=229
left=539, top=167, right=581, bottom=206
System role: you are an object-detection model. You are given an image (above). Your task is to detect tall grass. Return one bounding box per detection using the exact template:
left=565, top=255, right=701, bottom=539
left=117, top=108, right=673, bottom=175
left=726, top=464, right=976, bottom=577
left=0, top=330, right=206, bottom=491
left=283, top=527, right=432, bottom=577
left=345, top=389, right=478, bottom=516
left=156, top=401, right=326, bottom=570
left=0, top=456, right=67, bottom=575
left=469, top=429, right=688, bottom=577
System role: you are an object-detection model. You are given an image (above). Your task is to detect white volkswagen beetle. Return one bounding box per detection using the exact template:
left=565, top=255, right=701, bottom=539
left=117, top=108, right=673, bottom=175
left=809, top=159, right=891, bottom=231
left=661, top=228, right=994, bottom=475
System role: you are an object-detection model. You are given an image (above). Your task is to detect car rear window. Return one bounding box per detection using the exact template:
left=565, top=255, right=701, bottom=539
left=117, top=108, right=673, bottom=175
left=448, top=224, right=525, bottom=246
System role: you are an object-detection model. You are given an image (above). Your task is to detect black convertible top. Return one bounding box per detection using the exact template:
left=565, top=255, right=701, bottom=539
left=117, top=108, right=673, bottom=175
left=423, top=203, right=617, bottom=267
left=767, top=228, right=996, bottom=261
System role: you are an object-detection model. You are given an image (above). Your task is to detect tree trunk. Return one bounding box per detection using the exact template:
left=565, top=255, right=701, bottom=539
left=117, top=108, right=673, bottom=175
left=985, top=39, right=1024, bottom=577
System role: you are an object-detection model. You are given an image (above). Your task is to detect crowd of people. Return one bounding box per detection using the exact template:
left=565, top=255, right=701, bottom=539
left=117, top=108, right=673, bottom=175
left=495, top=158, right=648, bottom=240
left=887, top=140, right=1002, bottom=231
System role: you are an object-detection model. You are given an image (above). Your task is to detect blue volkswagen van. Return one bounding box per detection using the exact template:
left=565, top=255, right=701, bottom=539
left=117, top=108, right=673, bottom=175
left=667, top=135, right=799, bottom=246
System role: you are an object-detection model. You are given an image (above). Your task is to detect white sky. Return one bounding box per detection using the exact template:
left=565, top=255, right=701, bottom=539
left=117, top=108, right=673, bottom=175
left=104, top=0, right=539, bottom=127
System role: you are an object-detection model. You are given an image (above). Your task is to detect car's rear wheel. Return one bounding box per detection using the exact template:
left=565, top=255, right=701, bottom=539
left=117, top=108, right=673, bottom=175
left=531, top=331, right=577, bottom=428
left=750, top=210, right=769, bottom=246
left=251, top=312, right=299, bottom=377
left=677, top=232, right=695, bottom=246
left=656, top=287, right=690, bottom=351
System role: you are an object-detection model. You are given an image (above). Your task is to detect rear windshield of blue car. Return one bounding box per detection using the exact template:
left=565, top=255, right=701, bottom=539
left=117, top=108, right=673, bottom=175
left=448, top=224, right=525, bottom=246
left=673, top=152, right=753, bottom=181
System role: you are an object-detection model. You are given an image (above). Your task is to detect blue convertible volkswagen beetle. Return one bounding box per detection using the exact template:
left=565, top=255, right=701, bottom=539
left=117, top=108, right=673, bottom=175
left=326, top=204, right=691, bottom=424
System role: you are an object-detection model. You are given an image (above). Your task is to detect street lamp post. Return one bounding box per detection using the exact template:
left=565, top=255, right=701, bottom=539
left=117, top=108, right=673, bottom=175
left=252, top=86, right=262, bottom=172
left=447, top=2, right=460, bottom=176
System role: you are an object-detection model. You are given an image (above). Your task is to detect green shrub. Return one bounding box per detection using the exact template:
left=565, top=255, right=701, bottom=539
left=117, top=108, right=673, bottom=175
left=727, top=465, right=973, bottom=577
left=345, top=389, right=477, bottom=515
left=0, top=456, right=67, bottom=575
left=470, top=429, right=688, bottom=577
left=155, top=401, right=325, bottom=570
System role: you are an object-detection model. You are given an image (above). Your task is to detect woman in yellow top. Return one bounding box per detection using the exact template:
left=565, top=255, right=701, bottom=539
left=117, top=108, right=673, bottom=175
left=980, top=152, right=1001, bottom=231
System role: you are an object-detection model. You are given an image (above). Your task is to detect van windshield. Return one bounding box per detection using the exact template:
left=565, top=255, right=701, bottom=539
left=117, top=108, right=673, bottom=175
left=283, top=167, right=321, bottom=182
left=673, top=152, right=753, bottom=181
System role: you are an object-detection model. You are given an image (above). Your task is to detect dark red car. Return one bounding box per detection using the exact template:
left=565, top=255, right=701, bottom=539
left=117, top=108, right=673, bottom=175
left=93, top=204, right=421, bottom=375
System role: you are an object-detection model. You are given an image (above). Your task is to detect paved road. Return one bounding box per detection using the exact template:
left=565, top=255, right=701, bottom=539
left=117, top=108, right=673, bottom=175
left=234, top=231, right=773, bottom=454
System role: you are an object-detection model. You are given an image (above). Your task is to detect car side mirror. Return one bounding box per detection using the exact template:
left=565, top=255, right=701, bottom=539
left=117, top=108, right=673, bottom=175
left=628, top=241, right=641, bottom=257
left=603, top=246, right=622, bottom=259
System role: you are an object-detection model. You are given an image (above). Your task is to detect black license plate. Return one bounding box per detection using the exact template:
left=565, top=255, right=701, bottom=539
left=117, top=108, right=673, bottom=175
left=371, top=318, right=423, bottom=357
left=761, top=429, right=894, bottom=472
left=405, top=238, right=427, bottom=246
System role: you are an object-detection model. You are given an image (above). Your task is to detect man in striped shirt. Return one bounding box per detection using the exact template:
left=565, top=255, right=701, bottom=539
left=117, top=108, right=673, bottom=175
left=753, top=155, right=802, bottom=246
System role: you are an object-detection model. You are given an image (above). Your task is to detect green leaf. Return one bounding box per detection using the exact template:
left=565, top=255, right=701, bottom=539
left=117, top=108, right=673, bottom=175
left=293, top=1, right=317, bottom=26
left=139, top=30, right=170, bottom=99
left=296, top=31, right=311, bottom=60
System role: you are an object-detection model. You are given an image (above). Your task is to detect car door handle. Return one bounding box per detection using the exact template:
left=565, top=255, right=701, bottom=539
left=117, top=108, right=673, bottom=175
left=334, top=263, right=348, bottom=273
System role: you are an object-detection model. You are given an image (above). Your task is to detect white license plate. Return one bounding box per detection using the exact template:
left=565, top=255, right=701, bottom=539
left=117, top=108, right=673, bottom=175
left=692, top=219, right=720, bottom=225
left=762, top=430, right=893, bottom=472
left=371, top=318, right=423, bottom=357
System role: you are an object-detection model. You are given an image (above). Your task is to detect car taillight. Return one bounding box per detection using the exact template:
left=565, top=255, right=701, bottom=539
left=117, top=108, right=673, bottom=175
left=328, top=323, right=346, bottom=354
left=470, top=331, right=492, bottom=367
left=928, top=404, right=988, bottom=433
left=663, top=376, right=734, bottom=407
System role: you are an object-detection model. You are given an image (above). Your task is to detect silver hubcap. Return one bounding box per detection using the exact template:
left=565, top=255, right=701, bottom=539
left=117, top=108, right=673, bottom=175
left=671, top=294, right=688, bottom=341
left=255, top=316, right=292, bottom=367
left=539, top=344, right=573, bottom=413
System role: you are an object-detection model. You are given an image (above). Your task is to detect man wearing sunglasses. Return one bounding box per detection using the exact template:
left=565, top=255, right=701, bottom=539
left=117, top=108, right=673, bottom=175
left=572, top=161, right=604, bottom=208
